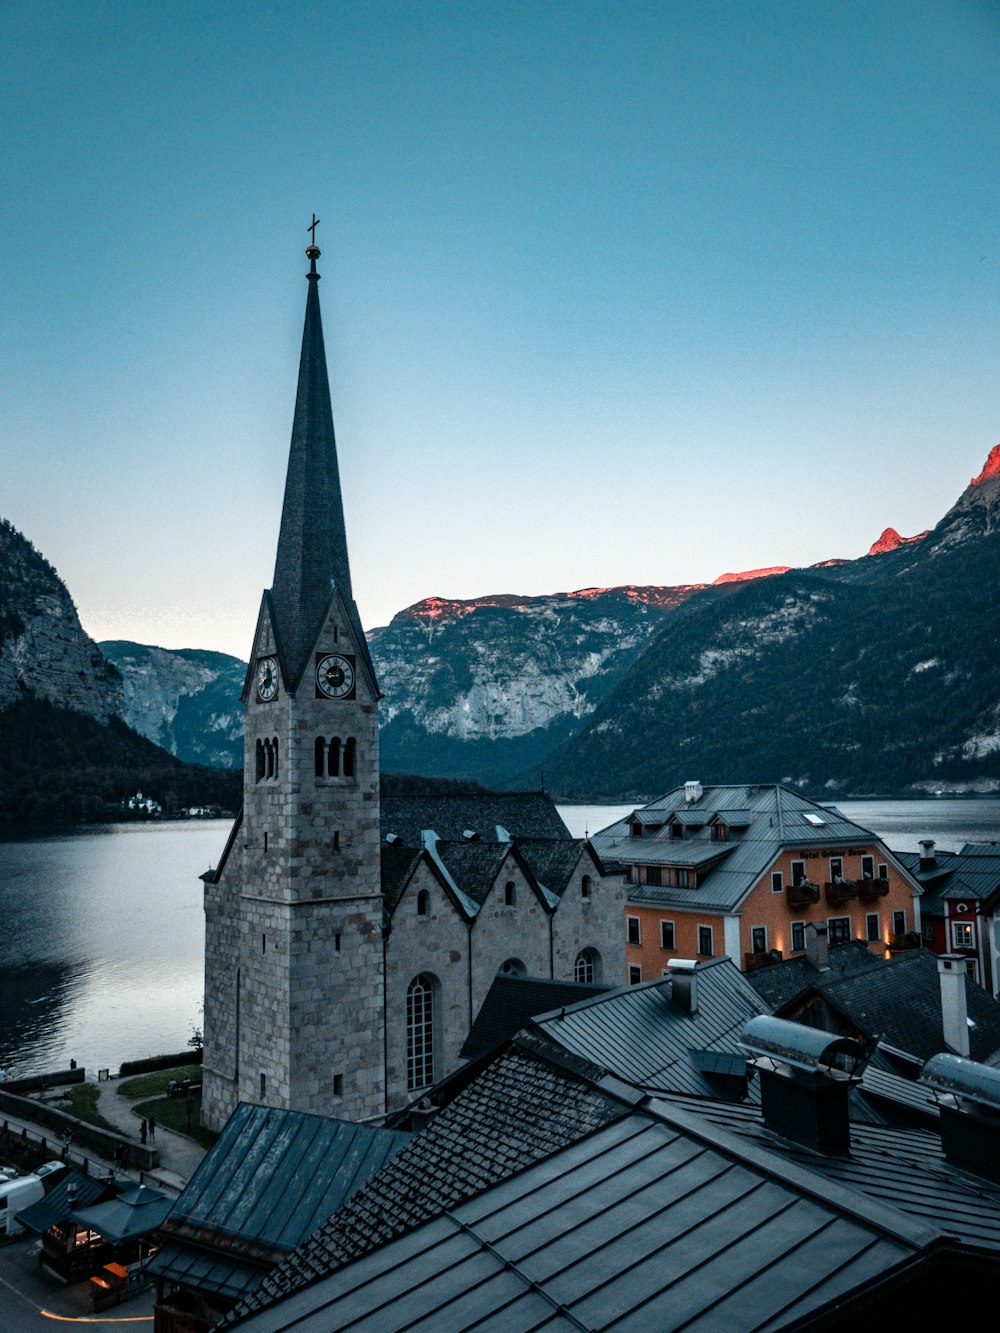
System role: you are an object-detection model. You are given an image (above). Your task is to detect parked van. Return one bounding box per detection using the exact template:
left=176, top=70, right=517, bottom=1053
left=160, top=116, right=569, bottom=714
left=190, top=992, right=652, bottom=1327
left=0, top=1175, right=44, bottom=1239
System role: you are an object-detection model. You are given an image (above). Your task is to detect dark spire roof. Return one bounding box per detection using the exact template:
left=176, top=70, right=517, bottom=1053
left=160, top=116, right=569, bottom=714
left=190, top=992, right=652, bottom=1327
left=270, top=246, right=368, bottom=688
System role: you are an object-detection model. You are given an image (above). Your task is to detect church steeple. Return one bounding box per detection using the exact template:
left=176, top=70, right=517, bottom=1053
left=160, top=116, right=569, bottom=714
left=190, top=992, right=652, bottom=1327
left=270, top=233, right=368, bottom=689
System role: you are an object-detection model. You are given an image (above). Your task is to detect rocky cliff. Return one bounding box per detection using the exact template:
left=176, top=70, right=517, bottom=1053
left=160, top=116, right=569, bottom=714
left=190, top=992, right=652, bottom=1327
left=0, top=519, right=122, bottom=724
left=100, top=642, right=245, bottom=769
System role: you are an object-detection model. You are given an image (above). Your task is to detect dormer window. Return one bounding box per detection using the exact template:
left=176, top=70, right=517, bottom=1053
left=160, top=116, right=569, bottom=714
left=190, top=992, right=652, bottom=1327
left=630, top=822, right=643, bottom=839
left=713, top=823, right=728, bottom=842
left=670, top=823, right=684, bottom=840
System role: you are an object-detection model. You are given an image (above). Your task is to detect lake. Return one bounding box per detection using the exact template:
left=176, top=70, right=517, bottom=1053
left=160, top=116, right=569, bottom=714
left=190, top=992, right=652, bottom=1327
left=2, top=798, right=998, bottom=1077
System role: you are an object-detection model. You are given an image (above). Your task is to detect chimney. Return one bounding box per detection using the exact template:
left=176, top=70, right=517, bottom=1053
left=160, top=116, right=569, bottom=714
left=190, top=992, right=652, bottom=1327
left=919, top=839, right=937, bottom=871
left=920, top=1053, right=1000, bottom=1186
left=669, top=959, right=698, bottom=1014
left=740, top=1016, right=863, bottom=1156
left=938, top=954, right=970, bottom=1057
left=684, top=780, right=703, bottom=804
left=804, top=922, right=830, bottom=972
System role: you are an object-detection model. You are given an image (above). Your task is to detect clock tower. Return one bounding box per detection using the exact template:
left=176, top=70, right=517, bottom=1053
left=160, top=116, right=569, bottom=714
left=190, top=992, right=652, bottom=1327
left=202, top=236, right=385, bottom=1130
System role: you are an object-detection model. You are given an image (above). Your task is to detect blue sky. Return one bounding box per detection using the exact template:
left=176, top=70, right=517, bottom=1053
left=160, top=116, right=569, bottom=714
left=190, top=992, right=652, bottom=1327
left=2, top=1, right=998, bottom=658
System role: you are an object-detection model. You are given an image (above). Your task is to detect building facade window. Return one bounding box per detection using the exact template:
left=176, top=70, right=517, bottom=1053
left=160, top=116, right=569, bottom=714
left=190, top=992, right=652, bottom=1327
left=878, top=862, right=889, bottom=880
left=327, top=736, right=341, bottom=777
left=860, top=855, right=875, bottom=880
left=791, top=860, right=806, bottom=886
left=581, top=875, right=592, bottom=900
left=645, top=866, right=663, bottom=886
left=751, top=926, right=767, bottom=954
left=791, top=921, right=805, bottom=952
left=660, top=920, right=675, bottom=950
left=866, top=913, right=880, bottom=943
left=828, top=916, right=851, bottom=944
left=829, top=856, right=844, bottom=882
left=626, top=916, right=641, bottom=946
left=952, top=921, right=974, bottom=950
left=628, top=965, right=642, bottom=985
left=713, top=823, right=728, bottom=841
left=697, top=925, right=713, bottom=957
left=416, top=889, right=430, bottom=917
left=575, top=949, right=599, bottom=984
left=504, top=881, right=516, bottom=906
left=771, top=871, right=783, bottom=893
left=343, top=737, right=357, bottom=778
left=892, top=909, right=907, bottom=935
left=406, top=974, right=435, bottom=1092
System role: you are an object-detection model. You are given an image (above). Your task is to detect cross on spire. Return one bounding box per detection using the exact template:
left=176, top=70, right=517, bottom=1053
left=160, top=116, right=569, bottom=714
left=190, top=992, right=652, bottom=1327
left=307, top=213, right=320, bottom=245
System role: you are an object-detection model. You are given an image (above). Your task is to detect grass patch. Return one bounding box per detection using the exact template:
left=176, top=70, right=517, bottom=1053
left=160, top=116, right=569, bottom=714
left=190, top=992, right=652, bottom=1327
left=133, top=1095, right=217, bottom=1150
left=117, top=1066, right=201, bottom=1100
left=57, top=1084, right=119, bottom=1134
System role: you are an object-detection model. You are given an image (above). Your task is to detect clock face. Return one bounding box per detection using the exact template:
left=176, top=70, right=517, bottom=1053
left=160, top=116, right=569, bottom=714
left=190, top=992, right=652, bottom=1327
left=316, top=653, right=356, bottom=699
left=256, top=657, right=278, bottom=702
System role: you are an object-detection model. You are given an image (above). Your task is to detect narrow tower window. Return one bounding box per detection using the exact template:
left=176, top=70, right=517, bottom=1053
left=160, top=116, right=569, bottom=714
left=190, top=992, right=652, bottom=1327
left=343, top=738, right=357, bottom=778
left=315, top=737, right=326, bottom=777
left=328, top=737, right=341, bottom=777
left=272, top=737, right=279, bottom=778
left=406, top=975, right=435, bottom=1092
left=417, top=889, right=430, bottom=917
left=255, top=739, right=265, bottom=783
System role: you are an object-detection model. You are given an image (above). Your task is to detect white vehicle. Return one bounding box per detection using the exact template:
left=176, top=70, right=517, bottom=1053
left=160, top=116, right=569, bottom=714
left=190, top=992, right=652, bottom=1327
left=0, top=1175, right=44, bottom=1238
left=34, top=1161, right=67, bottom=1184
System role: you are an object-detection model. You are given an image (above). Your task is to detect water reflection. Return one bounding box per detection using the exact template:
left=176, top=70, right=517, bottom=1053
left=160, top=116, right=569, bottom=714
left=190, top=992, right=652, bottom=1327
left=0, top=821, right=229, bottom=1076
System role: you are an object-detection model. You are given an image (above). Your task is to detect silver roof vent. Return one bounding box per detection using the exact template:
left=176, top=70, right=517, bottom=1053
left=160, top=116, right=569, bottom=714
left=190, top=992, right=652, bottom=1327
left=684, top=781, right=703, bottom=804
left=920, top=1052, right=1000, bottom=1185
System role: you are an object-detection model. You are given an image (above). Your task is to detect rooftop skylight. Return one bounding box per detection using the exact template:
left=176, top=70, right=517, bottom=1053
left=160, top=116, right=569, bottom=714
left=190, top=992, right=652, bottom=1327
left=804, top=813, right=826, bottom=826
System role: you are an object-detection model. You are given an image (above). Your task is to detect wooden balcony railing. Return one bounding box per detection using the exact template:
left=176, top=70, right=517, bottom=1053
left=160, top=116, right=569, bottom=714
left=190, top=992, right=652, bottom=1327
left=787, top=881, right=820, bottom=908
left=888, top=931, right=922, bottom=953
left=858, top=878, right=890, bottom=899
left=745, top=949, right=784, bottom=972
left=824, top=880, right=859, bottom=904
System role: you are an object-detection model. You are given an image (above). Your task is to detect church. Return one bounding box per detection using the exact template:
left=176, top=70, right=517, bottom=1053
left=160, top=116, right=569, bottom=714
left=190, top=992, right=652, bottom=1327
left=201, top=237, right=624, bottom=1132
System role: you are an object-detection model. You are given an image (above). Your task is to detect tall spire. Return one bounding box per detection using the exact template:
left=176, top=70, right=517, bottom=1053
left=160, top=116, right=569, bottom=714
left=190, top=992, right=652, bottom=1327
left=270, top=233, right=364, bottom=688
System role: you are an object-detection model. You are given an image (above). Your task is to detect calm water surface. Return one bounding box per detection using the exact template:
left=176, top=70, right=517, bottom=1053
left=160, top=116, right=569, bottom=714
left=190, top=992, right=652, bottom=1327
left=2, top=800, right=999, bottom=1076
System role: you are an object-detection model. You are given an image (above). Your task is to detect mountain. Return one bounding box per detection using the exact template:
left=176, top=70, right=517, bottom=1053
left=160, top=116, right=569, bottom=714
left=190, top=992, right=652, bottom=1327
left=368, top=586, right=699, bottom=783
left=0, top=519, right=122, bottom=723
left=100, top=642, right=244, bottom=769
left=538, top=446, right=1000, bottom=799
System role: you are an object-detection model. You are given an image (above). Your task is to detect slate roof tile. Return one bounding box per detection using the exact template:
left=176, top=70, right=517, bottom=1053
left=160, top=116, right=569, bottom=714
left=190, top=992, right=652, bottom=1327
left=380, top=793, right=570, bottom=845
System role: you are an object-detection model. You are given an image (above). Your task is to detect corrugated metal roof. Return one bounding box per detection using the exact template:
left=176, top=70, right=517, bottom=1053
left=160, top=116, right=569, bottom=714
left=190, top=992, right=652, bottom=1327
left=623, top=842, right=733, bottom=867
left=228, top=1105, right=932, bottom=1333
left=897, top=847, right=1000, bottom=908
left=461, top=974, right=610, bottom=1061
left=162, top=1104, right=409, bottom=1265
left=530, top=960, right=770, bottom=1098
left=147, top=1241, right=264, bottom=1301
left=14, top=1170, right=110, bottom=1233
left=594, top=784, right=910, bottom=913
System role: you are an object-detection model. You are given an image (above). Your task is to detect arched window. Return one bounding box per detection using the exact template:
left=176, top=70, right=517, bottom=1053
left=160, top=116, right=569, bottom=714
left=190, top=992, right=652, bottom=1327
left=343, top=737, right=357, bottom=779
left=504, top=881, right=516, bottom=906
left=264, top=738, right=273, bottom=779
left=314, top=737, right=326, bottom=777
left=327, top=737, right=341, bottom=777
left=406, top=975, right=436, bottom=1092
left=498, top=958, right=526, bottom=977
left=574, top=948, right=601, bottom=984
left=417, top=889, right=430, bottom=917
left=272, top=737, right=279, bottom=778
left=581, top=875, right=592, bottom=900
left=255, top=739, right=264, bottom=783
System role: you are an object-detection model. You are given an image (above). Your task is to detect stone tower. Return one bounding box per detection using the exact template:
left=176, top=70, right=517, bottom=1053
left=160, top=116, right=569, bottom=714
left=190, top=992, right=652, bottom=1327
left=202, top=239, right=385, bottom=1131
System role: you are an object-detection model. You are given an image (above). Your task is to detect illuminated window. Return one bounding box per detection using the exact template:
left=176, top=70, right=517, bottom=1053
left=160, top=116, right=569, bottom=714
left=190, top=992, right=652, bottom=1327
left=952, top=921, right=974, bottom=950
left=406, top=975, right=435, bottom=1092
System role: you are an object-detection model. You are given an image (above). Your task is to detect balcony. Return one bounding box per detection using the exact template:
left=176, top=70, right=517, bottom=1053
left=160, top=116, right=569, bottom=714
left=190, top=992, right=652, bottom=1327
left=858, top=877, right=890, bottom=900
left=824, top=880, right=859, bottom=905
left=888, top=931, right=922, bottom=953
left=787, top=880, right=820, bottom=908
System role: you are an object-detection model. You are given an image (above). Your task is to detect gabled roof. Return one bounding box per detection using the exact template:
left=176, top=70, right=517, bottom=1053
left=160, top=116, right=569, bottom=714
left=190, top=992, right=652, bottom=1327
left=73, top=1182, right=172, bottom=1243
left=811, top=950, right=1000, bottom=1064
left=15, top=1170, right=112, bottom=1233
left=148, top=1104, right=408, bottom=1300
left=746, top=939, right=883, bottom=1011
left=227, top=1092, right=1000, bottom=1333
left=379, top=843, right=425, bottom=914
left=593, top=783, right=912, bottom=913
left=380, top=792, right=570, bottom=845
left=529, top=959, right=770, bottom=1098
left=434, top=840, right=516, bottom=909
left=224, top=1046, right=627, bottom=1326
left=514, top=837, right=598, bottom=895
left=897, top=846, right=1000, bottom=910
left=460, top=974, right=610, bottom=1061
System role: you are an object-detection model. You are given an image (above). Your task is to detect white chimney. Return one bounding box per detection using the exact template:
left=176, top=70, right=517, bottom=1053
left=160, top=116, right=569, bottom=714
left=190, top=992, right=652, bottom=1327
left=804, top=922, right=830, bottom=972
left=919, top=839, right=937, bottom=871
left=938, top=954, right=971, bottom=1057
left=684, top=781, right=703, bottom=804
left=669, top=959, right=698, bottom=1014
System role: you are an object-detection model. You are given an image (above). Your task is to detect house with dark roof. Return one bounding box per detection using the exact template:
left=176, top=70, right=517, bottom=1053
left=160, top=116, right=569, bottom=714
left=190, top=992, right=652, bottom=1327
left=224, top=1017, right=1000, bottom=1332
left=147, top=1103, right=409, bottom=1330
left=592, top=782, right=921, bottom=982
left=897, top=838, right=1000, bottom=995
